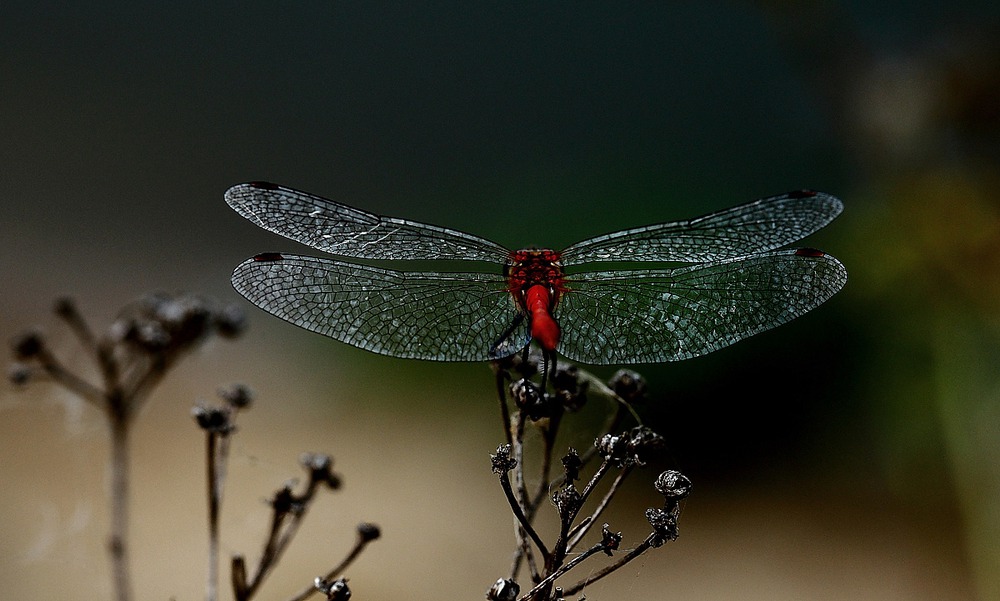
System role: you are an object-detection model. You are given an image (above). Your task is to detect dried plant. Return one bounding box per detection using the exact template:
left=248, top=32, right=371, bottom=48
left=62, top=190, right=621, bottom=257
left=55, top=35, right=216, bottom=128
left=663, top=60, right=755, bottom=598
left=10, top=294, right=682, bottom=601
left=193, top=386, right=378, bottom=601
left=8, top=294, right=377, bottom=601
left=487, top=354, right=690, bottom=601
left=9, top=293, right=245, bottom=601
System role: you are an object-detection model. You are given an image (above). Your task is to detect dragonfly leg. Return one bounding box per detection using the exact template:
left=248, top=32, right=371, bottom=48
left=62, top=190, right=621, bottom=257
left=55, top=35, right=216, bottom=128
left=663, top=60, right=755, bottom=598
left=540, top=348, right=559, bottom=387
left=489, top=313, right=527, bottom=360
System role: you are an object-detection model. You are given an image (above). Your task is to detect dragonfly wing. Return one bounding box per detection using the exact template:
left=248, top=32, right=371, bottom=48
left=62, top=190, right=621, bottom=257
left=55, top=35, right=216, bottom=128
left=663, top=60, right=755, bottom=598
left=226, top=182, right=511, bottom=262
left=232, top=254, right=528, bottom=361
left=556, top=249, right=847, bottom=365
left=560, top=191, right=843, bottom=265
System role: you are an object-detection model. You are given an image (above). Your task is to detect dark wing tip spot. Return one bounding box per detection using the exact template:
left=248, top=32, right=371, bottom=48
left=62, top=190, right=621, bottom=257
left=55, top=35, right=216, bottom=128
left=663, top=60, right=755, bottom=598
left=795, top=247, right=826, bottom=257
left=248, top=181, right=280, bottom=190
left=252, top=252, right=285, bottom=262
left=788, top=189, right=818, bottom=199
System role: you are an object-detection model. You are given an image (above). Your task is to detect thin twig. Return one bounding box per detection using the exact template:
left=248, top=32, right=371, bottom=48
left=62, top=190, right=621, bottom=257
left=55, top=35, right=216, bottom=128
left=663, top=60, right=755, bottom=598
left=508, top=408, right=546, bottom=582
left=122, top=355, right=169, bottom=409
left=518, top=542, right=607, bottom=601
left=511, top=411, right=528, bottom=509
left=566, top=517, right=592, bottom=541
left=546, top=458, right=611, bottom=580
left=567, top=465, right=633, bottom=552
left=499, top=470, right=549, bottom=558
left=576, top=459, right=611, bottom=515
left=33, top=346, right=105, bottom=406
left=494, top=367, right=513, bottom=447
left=562, top=534, right=655, bottom=596
left=96, top=341, right=120, bottom=391
left=509, top=409, right=534, bottom=572
left=285, top=534, right=376, bottom=601
left=239, top=480, right=322, bottom=600
left=576, top=370, right=642, bottom=425
left=526, top=409, right=561, bottom=522
left=108, top=413, right=133, bottom=601
left=54, top=298, right=99, bottom=352
left=206, top=431, right=221, bottom=601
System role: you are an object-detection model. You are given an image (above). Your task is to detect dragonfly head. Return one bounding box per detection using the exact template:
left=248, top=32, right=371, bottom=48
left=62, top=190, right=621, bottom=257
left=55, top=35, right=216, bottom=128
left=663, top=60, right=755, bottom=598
left=505, top=249, right=565, bottom=287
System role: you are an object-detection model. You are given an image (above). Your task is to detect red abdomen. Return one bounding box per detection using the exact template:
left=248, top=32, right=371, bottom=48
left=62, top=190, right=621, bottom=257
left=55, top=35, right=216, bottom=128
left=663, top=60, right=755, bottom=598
left=526, top=285, right=560, bottom=350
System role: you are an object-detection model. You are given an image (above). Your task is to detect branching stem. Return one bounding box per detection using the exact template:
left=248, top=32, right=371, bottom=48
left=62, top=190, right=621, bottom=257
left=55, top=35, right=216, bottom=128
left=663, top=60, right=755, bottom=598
left=568, top=464, right=633, bottom=551
left=518, top=542, right=606, bottom=601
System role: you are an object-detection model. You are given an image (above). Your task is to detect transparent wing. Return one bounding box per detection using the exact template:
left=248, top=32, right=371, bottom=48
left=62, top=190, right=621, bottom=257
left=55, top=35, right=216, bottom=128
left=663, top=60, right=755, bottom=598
left=560, top=191, right=843, bottom=265
left=231, top=254, right=528, bottom=361
left=556, top=249, right=847, bottom=365
left=226, top=182, right=511, bottom=263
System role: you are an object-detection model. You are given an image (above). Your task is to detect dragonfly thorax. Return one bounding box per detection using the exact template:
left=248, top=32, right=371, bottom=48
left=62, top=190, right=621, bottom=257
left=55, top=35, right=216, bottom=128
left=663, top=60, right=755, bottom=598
left=505, top=249, right=566, bottom=299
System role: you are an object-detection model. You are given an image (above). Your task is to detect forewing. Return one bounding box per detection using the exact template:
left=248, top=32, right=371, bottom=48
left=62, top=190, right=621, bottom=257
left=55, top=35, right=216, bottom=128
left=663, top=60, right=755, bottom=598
left=560, top=191, right=843, bottom=265
left=232, top=254, right=528, bottom=361
left=556, top=249, right=847, bottom=364
left=226, top=182, right=511, bottom=262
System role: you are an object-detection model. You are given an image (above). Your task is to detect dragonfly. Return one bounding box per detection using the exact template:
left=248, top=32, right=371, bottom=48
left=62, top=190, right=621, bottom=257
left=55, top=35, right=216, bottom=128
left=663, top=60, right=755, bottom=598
left=226, top=182, right=846, bottom=366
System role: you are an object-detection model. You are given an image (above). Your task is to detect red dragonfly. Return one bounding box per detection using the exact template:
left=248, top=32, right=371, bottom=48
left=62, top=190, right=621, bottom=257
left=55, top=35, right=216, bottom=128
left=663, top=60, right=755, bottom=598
left=227, top=182, right=846, bottom=365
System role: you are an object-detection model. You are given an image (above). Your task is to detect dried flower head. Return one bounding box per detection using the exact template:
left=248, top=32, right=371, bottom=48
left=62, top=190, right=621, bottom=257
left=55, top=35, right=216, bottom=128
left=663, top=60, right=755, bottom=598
left=552, top=484, right=581, bottom=516
left=561, top=448, right=582, bottom=483
left=624, top=426, right=666, bottom=466
left=608, top=369, right=647, bottom=403
left=218, top=383, right=254, bottom=409
left=491, top=444, right=517, bottom=475
left=314, top=576, right=351, bottom=600
left=595, top=433, right=627, bottom=466
left=600, top=523, right=623, bottom=556
left=301, top=452, right=341, bottom=490
left=510, top=378, right=544, bottom=413
left=192, top=404, right=235, bottom=435
left=8, top=363, right=31, bottom=385
left=108, top=292, right=246, bottom=356
left=357, top=522, right=381, bottom=542
left=487, top=578, right=520, bottom=601
left=215, top=303, right=247, bottom=338
left=645, top=507, right=679, bottom=546
left=11, top=331, right=43, bottom=360
left=552, top=364, right=588, bottom=411
left=52, top=297, right=77, bottom=319
left=654, top=470, right=692, bottom=500
left=271, top=484, right=304, bottom=516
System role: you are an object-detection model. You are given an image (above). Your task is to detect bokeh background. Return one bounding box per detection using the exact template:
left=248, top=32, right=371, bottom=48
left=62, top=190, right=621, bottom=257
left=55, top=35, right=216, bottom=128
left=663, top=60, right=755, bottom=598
left=3, top=2, right=999, bottom=600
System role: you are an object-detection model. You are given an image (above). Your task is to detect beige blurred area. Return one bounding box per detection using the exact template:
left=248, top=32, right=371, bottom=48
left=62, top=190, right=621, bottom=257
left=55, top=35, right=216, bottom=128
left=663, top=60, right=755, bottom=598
left=0, top=360, right=970, bottom=600
left=0, top=333, right=976, bottom=600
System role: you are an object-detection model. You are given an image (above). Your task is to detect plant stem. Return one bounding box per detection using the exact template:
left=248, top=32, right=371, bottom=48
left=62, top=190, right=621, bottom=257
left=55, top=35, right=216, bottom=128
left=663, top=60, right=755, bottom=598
left=563, top=534, right=655, bottom=595
left=494, top=368, right=513, bottom=447
left=285, top=534, right=376, bottom=601
left=499, top=470, right=549, bottom=558
left=206, top=431, right=220, bottom=601
left=567, top=465, right=633, bottom=551
left=239, top=480, right=321, bottom=600
left=108, top=412, right=133, bottom=601
left=519, top=542, right=606, bottom=601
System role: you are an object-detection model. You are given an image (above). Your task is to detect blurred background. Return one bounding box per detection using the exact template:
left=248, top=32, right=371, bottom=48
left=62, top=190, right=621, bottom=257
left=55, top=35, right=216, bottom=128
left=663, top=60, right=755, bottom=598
left=3, top=1, right=999, bottom=599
